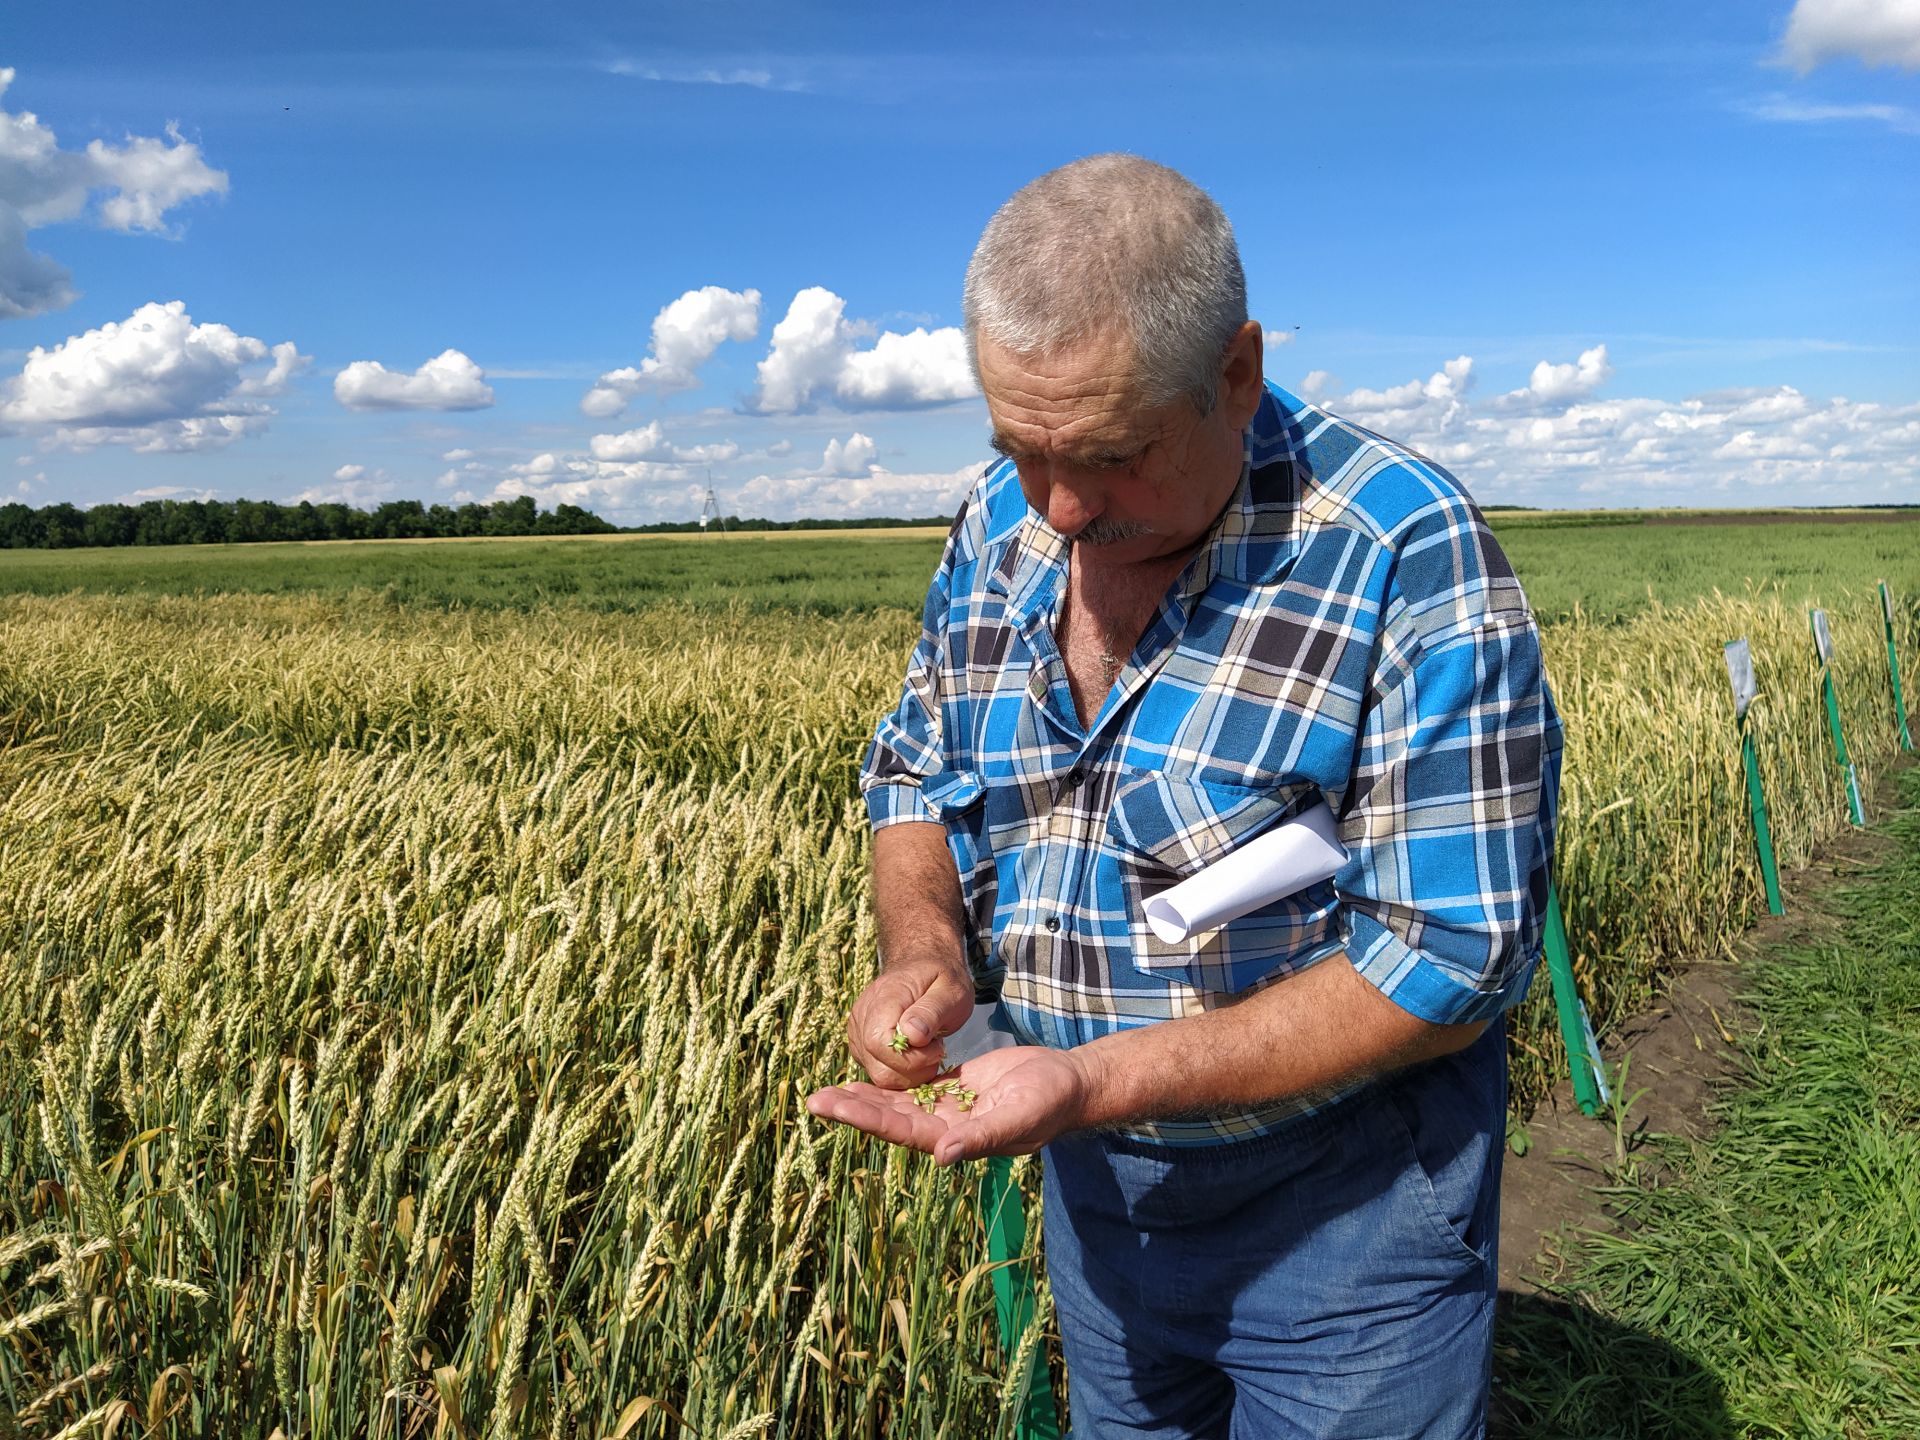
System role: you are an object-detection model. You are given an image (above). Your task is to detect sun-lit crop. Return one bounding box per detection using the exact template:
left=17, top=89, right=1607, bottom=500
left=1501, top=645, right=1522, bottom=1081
left=0, top=528, right=1914, bottom=1435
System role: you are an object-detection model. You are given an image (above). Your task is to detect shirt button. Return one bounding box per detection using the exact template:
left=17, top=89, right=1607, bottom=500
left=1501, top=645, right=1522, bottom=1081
left=1044, top=916, right=1061, bottom=933
left=1063, top=769, right=1084, bottom=789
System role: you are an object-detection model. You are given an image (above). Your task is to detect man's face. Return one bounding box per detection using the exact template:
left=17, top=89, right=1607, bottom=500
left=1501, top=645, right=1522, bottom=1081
left=976, top=328, right=1262, bottom=570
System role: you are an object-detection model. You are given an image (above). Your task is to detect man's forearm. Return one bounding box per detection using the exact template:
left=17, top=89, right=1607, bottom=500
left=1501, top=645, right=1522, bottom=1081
left=872, top=821, right=970, bottom=976
left=1072, top=951, right=1486, bottom=1130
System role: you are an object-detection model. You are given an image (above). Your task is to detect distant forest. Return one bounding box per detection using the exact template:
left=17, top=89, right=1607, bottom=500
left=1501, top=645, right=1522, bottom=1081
left=0, top=497, right=955, bottom=549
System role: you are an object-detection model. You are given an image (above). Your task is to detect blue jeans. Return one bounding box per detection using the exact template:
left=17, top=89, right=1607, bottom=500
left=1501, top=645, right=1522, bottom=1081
left=1041, top=1022, right=1505, bottom=1438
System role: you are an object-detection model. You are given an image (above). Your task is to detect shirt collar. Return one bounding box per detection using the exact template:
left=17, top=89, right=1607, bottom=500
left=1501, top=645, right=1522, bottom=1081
left=988, top=383, right=1305, bottom=622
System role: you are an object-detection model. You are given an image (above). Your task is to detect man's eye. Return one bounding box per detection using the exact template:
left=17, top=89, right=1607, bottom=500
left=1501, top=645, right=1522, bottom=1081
left=1088, top=452, right=1138, bottom=471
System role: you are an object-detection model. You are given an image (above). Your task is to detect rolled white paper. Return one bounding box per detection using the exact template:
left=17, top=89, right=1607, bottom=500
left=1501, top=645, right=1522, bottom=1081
left=1141, top=801, right=1347, bottom=945
left=942, top=1000, right=1021, bottom=1066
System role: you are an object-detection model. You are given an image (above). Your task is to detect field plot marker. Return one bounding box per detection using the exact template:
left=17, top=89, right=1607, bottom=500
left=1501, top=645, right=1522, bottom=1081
left=1811, top=608, right=1865, bottom=826
left=1543, top=878, right=1608, bottom=1116
left=979, top=1157, right=1062, bottom=1437
left=1882, top=581, right=1913, bottom=753
left=1725, top=638, right=1785, bottom=915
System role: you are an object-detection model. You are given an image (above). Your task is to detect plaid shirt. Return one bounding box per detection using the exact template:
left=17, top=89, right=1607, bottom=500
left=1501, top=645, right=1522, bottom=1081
left=861, top=381, right=1563, bottom=1144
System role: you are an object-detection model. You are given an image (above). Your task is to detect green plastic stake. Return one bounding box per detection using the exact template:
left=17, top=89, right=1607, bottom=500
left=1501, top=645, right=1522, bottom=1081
left=1740, top=724, right=1785, bottom=916
left=1882, top=581, right=1913, bottom=753
left=979, top=1155, right=1061, bottom=1439
left=1542, top=878, right=1606, bottom=1116
left=1811, top=609, right=1865, bottom=826
left=1725, top=638, right=1784, bottom=916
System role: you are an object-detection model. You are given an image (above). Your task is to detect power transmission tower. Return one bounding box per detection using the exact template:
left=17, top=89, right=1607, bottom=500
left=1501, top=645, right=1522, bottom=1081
left=698, top=474, right=728, bottom=535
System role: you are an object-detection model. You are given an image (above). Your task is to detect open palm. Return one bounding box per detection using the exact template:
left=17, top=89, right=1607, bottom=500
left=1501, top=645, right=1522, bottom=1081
left=805, top=1044, right=1094, bottom=1166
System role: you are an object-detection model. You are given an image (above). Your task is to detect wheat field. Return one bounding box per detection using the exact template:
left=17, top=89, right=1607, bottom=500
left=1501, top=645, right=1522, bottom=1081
left=0, top=564, right=1914, bottom=1435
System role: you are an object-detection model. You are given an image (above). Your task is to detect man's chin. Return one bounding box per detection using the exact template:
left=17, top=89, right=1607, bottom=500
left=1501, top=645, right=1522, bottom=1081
left=1073, top=532, right=1188, bottom=567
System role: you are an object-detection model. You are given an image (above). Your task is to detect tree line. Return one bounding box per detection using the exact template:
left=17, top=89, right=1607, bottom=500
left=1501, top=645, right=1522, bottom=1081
left=0, top=496, right=960, bottom=549
left=0, top=496, right=615, bottom=549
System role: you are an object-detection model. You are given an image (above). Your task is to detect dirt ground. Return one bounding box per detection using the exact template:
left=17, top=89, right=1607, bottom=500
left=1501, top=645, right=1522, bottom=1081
left=1498, top=758, right=1912, bottom=1292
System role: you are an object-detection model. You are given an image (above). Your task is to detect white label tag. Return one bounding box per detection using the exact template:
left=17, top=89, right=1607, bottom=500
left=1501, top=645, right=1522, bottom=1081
left=1724, top=638, right=1756, bottom=721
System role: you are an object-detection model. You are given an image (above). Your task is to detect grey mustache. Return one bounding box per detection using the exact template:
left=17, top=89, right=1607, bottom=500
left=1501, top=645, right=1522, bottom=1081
left=1072, top=515, right=1156, bottom=546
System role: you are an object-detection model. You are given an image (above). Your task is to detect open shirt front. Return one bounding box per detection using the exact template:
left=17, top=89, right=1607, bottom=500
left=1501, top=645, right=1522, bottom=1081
left=861, top=381, right=1564, bottom=1145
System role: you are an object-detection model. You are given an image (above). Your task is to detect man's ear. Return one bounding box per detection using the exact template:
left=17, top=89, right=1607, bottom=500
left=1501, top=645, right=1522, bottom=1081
left=1219, top=320, right=1265, bottom=429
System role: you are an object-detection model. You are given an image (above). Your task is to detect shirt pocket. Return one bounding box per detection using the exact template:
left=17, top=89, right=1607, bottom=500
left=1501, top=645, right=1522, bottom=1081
left=1104, top=770, right=1335, bottom=995
left=919, top=769, right=995, bottom=972
left=920, top=768, right=984, bottom=820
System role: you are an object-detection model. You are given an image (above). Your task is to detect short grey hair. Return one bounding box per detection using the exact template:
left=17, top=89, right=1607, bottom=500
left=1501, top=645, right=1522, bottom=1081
left=963, top=154, right=1248, bottom=413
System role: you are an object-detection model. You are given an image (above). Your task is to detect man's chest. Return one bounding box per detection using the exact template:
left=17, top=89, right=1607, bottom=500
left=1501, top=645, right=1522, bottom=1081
left=958, top=577, right=1377, bottom=801
left=1056, top=565, right=1176, bottom=730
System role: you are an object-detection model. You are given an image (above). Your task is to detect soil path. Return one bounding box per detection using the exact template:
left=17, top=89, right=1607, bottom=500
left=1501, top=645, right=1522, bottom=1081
left=1497, top=757, right=1913, bottom=1292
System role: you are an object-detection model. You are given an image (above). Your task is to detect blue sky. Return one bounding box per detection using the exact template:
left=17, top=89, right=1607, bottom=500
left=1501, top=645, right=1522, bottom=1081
left=2, top=0, right=1916, bottom=521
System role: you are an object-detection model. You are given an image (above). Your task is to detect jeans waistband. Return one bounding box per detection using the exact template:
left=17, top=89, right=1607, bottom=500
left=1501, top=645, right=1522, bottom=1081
left=1086, top=1079, right=1386, bottom=1162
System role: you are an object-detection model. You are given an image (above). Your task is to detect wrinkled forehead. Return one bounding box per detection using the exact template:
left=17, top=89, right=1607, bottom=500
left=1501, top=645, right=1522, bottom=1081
left=975, top=333, right=1172, bottom=461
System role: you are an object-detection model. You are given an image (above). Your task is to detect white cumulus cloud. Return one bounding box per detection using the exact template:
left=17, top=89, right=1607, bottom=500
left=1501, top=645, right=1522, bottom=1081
left=118, top=484, right=218, bottom=503
left=334, top=349, right=494, bottom=411
left=477, top=420, right=744, bottom=519
left=493, top=453, right=703, bottom=517
left=734, top=463, right=979, bottom=521
left=0, top=203, right=72, bottom=319
left=754, top=287, right=856, bottom=413
left=1486, top=344, right=1614, bottom=412
left=588, top=420, right=739, bottom=464
left=1337, top=356, right=1476, bottom=428
left=238, top=341, right=311, bottom=397
left=580, top=284, right=761, bottom=417
left=1299, top=349, right=1920, bottom=505
left=817, top=432, right=877, bottom=476
left=292, top=473, right=402, bottom=507
left=0, top=66, right=228, bottom=319
left=1524, top=344, right=1612, bottom=404
left=1779, top=0, right=1920, bottom=71
left=751, top=287, right=977, bottom=413
left=0, top=299, right=304, bottom=452
left=839, top=327, right=975, bottom=408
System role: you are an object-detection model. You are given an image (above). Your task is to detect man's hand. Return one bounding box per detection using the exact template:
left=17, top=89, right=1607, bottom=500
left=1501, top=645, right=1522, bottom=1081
left=807, top=1044, right=1097, bottom=1166
left=845, top=956, right=975, bottom=1089
left=822, top=953, right=1488, bottom=1156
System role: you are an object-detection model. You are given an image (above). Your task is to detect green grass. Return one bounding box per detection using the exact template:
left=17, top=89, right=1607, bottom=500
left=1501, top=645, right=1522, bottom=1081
left=1493, top=766, right=1920, bottom=1438
left=1495, top=518, right=1920, bottom=626
left=0, top=531, right=953, bottom=616
left=3, top=514, right=1919, bottom=624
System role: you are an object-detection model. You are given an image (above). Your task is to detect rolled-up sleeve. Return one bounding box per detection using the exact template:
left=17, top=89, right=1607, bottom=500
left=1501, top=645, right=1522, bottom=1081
left=1337, top=612, right=1563, bottom=1025
left=860, top=509, right=964, bottom=831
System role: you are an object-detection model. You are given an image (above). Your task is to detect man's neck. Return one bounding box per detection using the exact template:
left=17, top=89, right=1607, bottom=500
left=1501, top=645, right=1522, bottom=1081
left=1070, top=536, right=1205, bottom=593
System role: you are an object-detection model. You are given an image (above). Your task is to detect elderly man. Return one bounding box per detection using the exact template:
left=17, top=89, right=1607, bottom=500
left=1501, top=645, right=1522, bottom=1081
left=807, top=154, right=1562, bottom=1437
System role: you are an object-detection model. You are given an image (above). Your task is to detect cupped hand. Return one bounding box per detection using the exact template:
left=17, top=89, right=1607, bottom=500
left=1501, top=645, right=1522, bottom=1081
left=806, top=1044, right=1100, bottom=1166
left=845, top=956, right=975, bottom=1089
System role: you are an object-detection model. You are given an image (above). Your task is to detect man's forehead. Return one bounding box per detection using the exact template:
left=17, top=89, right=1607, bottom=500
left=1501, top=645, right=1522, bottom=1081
left=977, top=335, right=1166, bottom=458
left=987, top=413, right=1157, bottom=462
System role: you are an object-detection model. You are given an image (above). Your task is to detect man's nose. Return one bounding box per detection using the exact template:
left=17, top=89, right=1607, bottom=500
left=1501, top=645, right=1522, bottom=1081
left=1044, top=469, right=1105, bottom=536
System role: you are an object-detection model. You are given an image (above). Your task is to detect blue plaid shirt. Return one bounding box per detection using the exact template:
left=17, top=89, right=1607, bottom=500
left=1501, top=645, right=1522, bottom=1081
left=861, top=381, right=1563, bottom=1144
